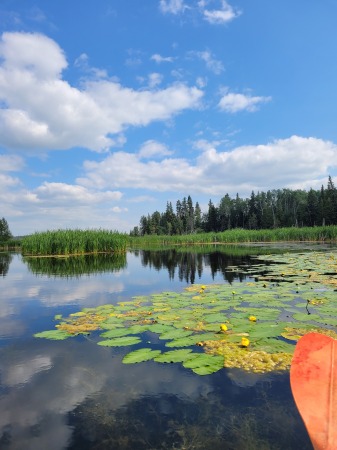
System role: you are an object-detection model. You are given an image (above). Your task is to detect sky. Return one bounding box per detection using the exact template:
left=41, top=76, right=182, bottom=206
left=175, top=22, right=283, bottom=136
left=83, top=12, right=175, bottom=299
left=1, top=0, right=337, bottom=236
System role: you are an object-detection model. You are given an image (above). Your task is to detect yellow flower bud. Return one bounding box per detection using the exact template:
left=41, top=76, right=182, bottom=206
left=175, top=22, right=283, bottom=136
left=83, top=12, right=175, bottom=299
left=249, top=316, right=257, bottom=322
left=241, top=337, right=250, bottom=347
left=220, top=324, right=228, bottom=332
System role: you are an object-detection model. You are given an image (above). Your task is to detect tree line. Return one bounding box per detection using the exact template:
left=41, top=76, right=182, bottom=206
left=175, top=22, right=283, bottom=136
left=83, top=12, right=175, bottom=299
left=0, top=217, right=12, bottom=241
left=130, top=176, right=337, bottom=236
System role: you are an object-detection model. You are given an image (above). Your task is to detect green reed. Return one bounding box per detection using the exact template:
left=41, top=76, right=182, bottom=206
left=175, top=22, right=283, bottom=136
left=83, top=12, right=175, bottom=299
left=0, top=239, right=22, bottom=251
left=22, top=229, right=128, bottom=256
left=129, top=225, right=337, bottom=247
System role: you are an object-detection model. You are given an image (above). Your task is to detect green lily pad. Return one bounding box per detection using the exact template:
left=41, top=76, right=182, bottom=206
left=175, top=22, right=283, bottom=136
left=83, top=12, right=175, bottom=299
left=154, top=349, right=194, bottom=363
left=123, top=348, right=161, bottom=364
left=98, top=336, right=141, bottom=347
left=182, top=354, right=224, bottom=375
left=159, top=328, right=194, bottom=340
left=292, top=312, right=322, bottom=322
left=34, top=329, right=72, bottom=340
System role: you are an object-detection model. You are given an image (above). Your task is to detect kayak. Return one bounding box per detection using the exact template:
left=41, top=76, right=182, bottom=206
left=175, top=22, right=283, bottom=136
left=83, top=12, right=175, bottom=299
left=290, top=333, right=337, bottom=450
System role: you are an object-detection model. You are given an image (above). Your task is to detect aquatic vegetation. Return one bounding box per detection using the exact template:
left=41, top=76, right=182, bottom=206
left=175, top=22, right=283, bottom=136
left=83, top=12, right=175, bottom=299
left=22, top=228, right=128, bottom=256
left=129, top=225, right=337, bottom=247
left=204, top=340, right=292, bottom=373
left=34, top=249, right=337, bottom=375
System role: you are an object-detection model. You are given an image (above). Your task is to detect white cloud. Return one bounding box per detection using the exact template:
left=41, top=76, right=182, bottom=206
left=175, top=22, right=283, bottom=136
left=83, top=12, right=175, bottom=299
left=159, top=0, right=240, bottom=24
left=191, top=50, right=224, bottom=74
left=159, top=0, right=186, bottom=14
left=138, top=140, right=173, bottom=159
left=35, top=182, right=123, bottom=205
left=151, top=53, right=174, bottom=63
left=202, top=0, right=241, bottom=24
left=0, top=154, right=24, bottom=171
left=148, top=72, right=163, bottom=88
left=74, top=52, right=108, bottom=79
left=78, top=136, right=337, bottom=196
left=0, top=32, right=203, bottom=153
left=112, top=206, right=128, bottom=213
left=0, top=31, right=66, bottom=79
left=3, top=136, right=337, bottom=235
left=218, top=91, right=272, bottom=113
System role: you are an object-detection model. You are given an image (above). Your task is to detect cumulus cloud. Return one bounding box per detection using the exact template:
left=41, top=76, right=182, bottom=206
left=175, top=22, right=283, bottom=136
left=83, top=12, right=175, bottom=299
left=0, top=32, right=203, bottom=153
left=35, top=182, right=123, bottom=205
left=151, top=53, right=175, bottom=63
left=78, top=136, right=337, bottom=196
left=138, top=140, right=173, bottom=159
left=218, top=90, right=272, bottom=113
left=201, top=0, right=241, bottom=24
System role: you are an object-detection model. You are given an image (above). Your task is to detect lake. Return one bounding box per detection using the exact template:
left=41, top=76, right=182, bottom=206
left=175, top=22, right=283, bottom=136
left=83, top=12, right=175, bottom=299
left=0, top=246, right=315, bottom=449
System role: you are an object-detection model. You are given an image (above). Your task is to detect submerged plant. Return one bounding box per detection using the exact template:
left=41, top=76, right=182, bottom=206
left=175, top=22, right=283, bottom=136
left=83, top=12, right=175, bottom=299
left=35, top=250, right=337, bottom=375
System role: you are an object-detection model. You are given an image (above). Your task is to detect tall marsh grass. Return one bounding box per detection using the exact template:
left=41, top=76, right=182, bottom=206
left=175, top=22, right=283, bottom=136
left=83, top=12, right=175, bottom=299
left=129, top=225, right=337, bottom=247
left=22, top=229, right=128, bottom=256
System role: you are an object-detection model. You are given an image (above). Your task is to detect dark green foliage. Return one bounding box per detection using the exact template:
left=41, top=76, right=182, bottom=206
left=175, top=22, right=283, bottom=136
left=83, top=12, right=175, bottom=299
left=0, top=217, right=13, bottom=242
left=131, top=177, right=337, bottom=236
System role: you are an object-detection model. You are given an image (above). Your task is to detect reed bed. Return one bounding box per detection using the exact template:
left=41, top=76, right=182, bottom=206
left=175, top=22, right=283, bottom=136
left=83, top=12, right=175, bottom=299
left=0, top=239, right=22, bottom=251
left=22, top=229, right=128, bottom=256
left=129, top=225, right=337, bottom=247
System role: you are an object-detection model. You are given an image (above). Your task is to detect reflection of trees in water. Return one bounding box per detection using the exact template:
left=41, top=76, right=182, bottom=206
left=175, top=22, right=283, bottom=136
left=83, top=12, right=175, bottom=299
left=205, top=252, right=251, bottom=283
left=138, top=249, right=252, bottom=284
left=0, top=253, right=13, bottom=277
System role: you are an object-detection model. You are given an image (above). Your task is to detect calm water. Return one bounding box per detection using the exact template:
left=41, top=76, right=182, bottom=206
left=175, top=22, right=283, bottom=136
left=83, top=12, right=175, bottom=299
left=0, top=247, right=313, bottom=450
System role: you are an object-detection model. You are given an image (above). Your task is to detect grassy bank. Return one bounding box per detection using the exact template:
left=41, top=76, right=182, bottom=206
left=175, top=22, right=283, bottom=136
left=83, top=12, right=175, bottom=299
left=22, top=229, right=128, bottom=256
left=129, top=225, right=337, bottom=247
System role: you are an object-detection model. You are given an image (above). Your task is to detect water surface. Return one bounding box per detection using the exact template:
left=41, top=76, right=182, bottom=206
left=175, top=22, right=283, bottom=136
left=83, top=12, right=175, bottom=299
left=0, top=247, right=313, bottom=449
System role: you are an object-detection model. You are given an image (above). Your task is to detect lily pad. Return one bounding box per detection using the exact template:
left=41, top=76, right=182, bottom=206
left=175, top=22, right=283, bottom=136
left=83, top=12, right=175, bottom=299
left=98, top=336, right=141, bottom=347
left=123, top=348, right=161, bottom=364
left=182, top=354, right=224, bottom=375
left=159, top=328, right=194, bottom=340
left=154, top=349, right=194, bottom=363
left=34, top=330, right=72, bottom=340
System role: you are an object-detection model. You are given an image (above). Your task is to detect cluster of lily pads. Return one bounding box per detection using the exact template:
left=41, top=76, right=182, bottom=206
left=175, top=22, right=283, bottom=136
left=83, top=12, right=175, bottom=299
left=35, top=250, right=337, bottom=375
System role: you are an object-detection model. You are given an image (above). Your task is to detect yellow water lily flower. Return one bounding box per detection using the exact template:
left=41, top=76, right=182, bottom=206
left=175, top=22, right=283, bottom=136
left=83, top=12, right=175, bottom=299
left=201, top=285, right=206, bottom=290
left=249, top=315, right=257, bottom=322
left=241, top=337, right=250, bottom=347
left=220, top=324, right=228, bottom=332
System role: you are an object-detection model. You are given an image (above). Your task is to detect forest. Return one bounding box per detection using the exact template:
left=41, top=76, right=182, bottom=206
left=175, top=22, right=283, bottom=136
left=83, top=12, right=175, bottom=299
left=130, top=177, right=337, bottom=236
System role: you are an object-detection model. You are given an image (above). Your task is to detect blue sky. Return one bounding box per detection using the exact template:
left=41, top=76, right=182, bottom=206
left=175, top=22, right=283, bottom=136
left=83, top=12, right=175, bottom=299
left=1, top=0, right=337, bottom=235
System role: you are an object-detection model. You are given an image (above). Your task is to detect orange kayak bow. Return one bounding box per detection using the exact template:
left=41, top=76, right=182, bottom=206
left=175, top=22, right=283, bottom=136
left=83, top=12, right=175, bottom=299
left=290, top=332, right=337, bottom=450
